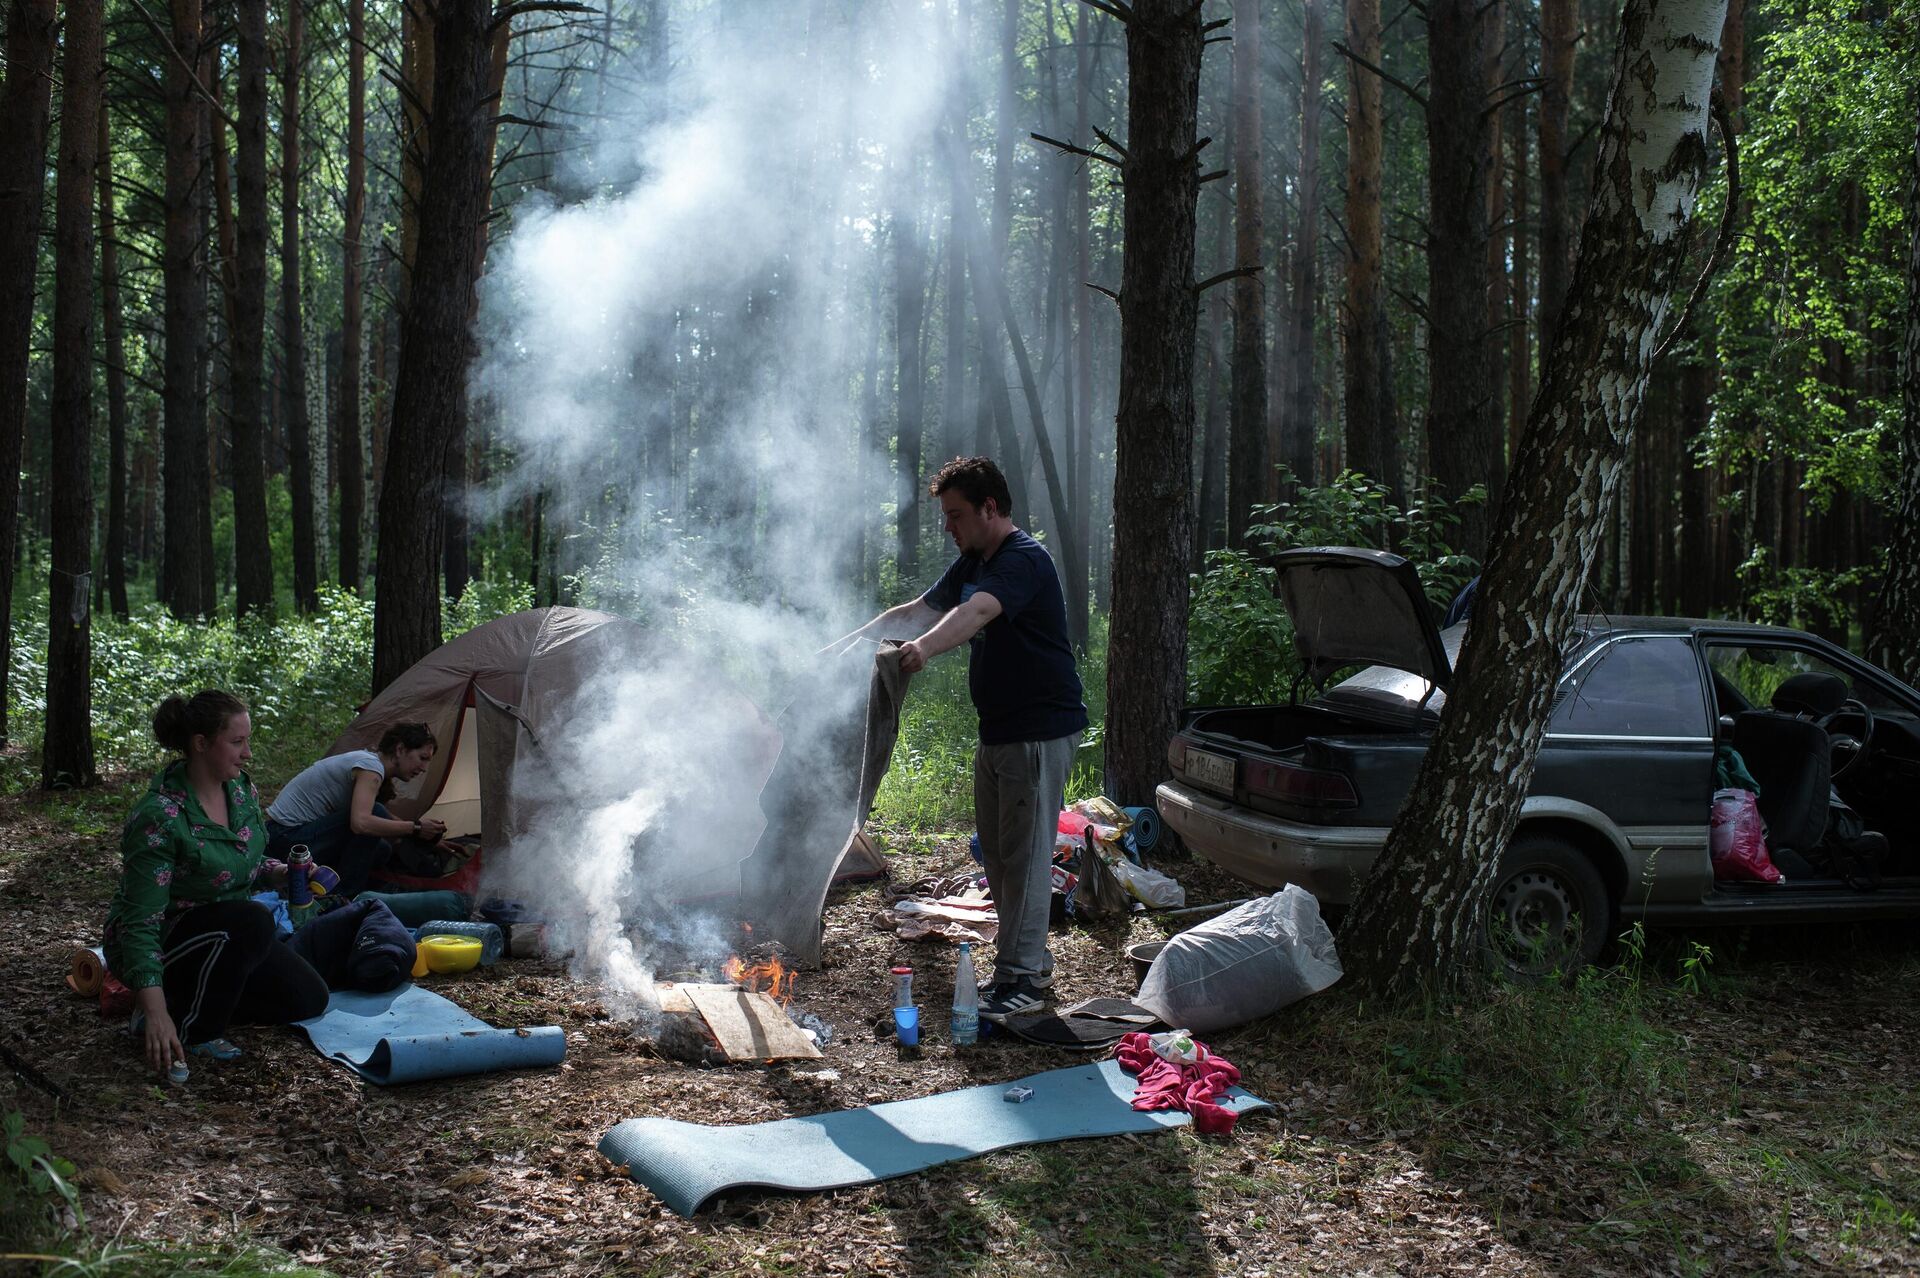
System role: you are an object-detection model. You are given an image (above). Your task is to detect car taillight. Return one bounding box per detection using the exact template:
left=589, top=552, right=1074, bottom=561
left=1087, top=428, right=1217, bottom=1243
left=1167, top=734, right=1189, bottom=772
left=1242, top=758, right=1358, bottom=808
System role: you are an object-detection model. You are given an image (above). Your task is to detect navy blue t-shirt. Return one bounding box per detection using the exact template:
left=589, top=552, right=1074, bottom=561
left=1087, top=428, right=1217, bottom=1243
left=923, top=529, right=1088, bottom=746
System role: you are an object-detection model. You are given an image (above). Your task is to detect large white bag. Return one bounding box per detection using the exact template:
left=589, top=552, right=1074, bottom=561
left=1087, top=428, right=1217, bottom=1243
left=1135, top=886, right=1343, bottom=1033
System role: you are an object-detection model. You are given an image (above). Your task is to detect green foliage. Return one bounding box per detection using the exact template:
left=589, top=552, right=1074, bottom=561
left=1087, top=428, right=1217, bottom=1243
left=1698, top=0, right=1917, bottom=515
left=1186, top=472, right=1484, bottom=705
left=1736, top=546, right=1879, bottom=635
left=3, top=1107, right=82, bottom=1245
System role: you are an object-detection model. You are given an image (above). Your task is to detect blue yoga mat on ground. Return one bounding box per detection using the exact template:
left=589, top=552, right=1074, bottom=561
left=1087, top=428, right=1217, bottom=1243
left=293, top=984, right=565, bottom=1085
left=599, top=1057, right=1270, bottom=1215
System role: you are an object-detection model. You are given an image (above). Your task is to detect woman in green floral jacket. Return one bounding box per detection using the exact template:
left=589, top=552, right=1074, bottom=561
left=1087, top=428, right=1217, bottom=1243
left=104, top=690, right=327, bottom=1077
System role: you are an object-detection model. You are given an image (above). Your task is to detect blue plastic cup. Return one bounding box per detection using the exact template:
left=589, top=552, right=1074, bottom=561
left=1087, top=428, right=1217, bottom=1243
left=893, top=1005, right=920, bottom=1047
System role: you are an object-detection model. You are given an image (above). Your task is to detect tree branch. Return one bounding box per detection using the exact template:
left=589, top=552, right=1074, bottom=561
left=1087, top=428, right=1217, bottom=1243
left=489, top=0, right=598, bottom=34
left=126, top=0, right=240, bottom=130
left=1087, top=282, right=1120, bottom=306
left=1330, top=40, right=1428, bottom=112
left=1201, top=17, right=1230, bottom=33
left=1196, top=265, right=1262, bottom=296
left=1030, top=131, right=1122, bottom=169
left=1652, top=91, right=1741, bottom=364
left=1091, top=125, right=1129, bottom=160
left=1199, top=168, right=1229, bottom=183
left=1482, top=80, right=1546, bottom=120
left=1077, top=0, right=1133, bottom=22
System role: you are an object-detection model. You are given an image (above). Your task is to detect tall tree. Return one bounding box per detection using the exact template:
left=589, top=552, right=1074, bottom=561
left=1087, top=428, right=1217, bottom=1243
left=1278, top=0, right=1323, bottom=487
left=98, top=100, right=132, bottom=619
left=0, top=0, right=58, bottom=744
left=1425, top=0, right=1500, bottom=554
left=1340, top=0, right=1732, bottom=999
left=231, top=0, right=275, bottom=616
left=894, top=162, right=927, bottom=584
left=373, top=0, right=498, bottom=692
left=281, top=0, right=317, bottom=610
left=338, top=0, right=367, bottom=591
left=1537, top=0, right=1576, bottom=351
left=1103, top=0, right=1204, bottom=807
left=45, top=0, right=103, bottom=790
left=1225, top=0, right=1266, bottom=545
left=1873, top=101, right=1920, bottom=688
left=1340, top=0, right=1398, bottom=496
left=1069, top=1, right=1096, bottom=647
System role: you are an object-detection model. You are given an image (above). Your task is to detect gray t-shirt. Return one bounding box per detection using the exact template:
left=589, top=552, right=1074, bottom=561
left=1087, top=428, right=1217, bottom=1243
left=267, top=749, right=385, bottom=827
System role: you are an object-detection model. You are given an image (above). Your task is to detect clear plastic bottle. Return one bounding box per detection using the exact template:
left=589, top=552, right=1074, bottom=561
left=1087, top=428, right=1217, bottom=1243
left=950, top=944, right=979, bottom=1046
left=891, top=965, right=913, bottom=1009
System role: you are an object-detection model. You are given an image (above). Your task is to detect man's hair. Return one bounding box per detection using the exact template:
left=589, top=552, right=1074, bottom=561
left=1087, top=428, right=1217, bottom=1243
left=929, top=456, right=1013, bottom=519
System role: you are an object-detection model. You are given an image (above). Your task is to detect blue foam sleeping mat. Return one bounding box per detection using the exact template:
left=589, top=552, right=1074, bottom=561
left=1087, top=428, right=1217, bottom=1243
left=293, top=983, right=566, bottom=1085
left=599, top=1057, right=1271, bottom=1215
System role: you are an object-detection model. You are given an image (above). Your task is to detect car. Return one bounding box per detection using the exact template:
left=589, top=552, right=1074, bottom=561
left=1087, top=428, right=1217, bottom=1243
left=1156, top=547, right=1920, bottom=971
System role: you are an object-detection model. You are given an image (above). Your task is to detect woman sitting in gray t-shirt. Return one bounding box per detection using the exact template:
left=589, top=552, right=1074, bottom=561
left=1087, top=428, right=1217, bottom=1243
left=266, top=723, right=446, bottom=896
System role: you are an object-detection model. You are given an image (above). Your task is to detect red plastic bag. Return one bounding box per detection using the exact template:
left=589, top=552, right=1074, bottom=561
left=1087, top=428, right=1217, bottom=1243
left=1710, top=787, right=1782, bottom=883
left=1057, top=810, right=1092, bottom=839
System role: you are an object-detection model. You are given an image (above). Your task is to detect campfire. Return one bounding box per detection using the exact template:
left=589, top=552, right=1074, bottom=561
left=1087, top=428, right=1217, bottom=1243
left=724, top=952, right=794, bottom=1005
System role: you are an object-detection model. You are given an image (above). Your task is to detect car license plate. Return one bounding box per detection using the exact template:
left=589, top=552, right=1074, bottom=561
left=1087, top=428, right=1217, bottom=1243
left=1186, top=749, right=1236, bottom=795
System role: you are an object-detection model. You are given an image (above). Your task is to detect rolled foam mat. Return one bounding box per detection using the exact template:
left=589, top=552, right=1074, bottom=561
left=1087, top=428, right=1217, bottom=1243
left=599, top=1057, right=1270, bottom=1215
left=293, top=983, right=565, bottom=1085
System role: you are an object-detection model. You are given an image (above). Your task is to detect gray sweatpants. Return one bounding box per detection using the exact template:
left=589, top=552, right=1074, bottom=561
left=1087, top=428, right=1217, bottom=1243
left=974, top=733, right=1079, bottom=985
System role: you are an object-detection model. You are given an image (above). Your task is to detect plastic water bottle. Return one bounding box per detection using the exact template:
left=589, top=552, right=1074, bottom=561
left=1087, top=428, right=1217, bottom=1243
left=286, top=845, right=313, bottom=907
left=950, top=944, right=979, bottom=1046
left=891, top=965, right=914, bottom=1009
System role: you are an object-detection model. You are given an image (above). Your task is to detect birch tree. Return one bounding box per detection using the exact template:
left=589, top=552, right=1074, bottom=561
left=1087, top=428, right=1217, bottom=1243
left=1340, top=0, right=1734, bottom=999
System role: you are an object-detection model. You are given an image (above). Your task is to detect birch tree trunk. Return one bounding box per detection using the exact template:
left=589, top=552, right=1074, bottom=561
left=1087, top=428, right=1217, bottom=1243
left=1873, top=103, right=1920, bottom=689
left=1341, top=0, right=1732, bottom=1000
left=45, top=0, right=103, bottom=789
left=1226, top=0, right=1266, bottom=547
left=1105, top=0, right=1203, bottom=807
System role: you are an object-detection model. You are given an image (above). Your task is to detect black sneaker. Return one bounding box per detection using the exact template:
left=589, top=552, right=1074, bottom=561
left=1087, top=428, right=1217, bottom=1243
left=978, top=981, right=1048, bottom=1023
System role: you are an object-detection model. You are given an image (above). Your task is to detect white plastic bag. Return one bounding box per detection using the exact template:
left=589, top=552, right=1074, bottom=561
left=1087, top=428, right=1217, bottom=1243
left=1135, top=886, right=1343, bottom=1033
left=1109, top=856, right=1185, bottom=908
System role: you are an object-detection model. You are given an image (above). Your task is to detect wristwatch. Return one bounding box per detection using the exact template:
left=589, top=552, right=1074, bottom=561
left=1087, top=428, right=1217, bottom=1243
left=411, top=818, right=423, bottom=836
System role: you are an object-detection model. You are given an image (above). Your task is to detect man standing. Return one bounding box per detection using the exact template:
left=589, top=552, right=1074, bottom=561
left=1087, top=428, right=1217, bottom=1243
left=853, top=457, right=1086, bottom=1021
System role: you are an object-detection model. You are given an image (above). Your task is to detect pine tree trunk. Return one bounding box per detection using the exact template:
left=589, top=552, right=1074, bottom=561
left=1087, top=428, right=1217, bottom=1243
left=1226, top=0, right=1266, bottom=546
left=231, top=0, right=275, bottom=616
left=99, top=100, right=131, bottom=619
left=1341, top=0, right=1731, bottom=1000
left=1070, top=3, right=1095, bottom=649
left=282, top=0, right=317, bottom=611
left=1195, top=287, right=1229, bottom=572
left=1425, top=0, right=1499, bottom=554
left=162, top=0, right=213, bottom=618
left=895, top=163, right=927, bottom=584
left=1537, top=0, right=1575, bottom=351
left=373, top=0, right=495, bottom=694
left=45, top=0, right=102, bottom=789
left=1105, top=0, right=1202, bottom=808
left=1279, top=0, right=1323, bottom=487
left=1508, top=96, right=1530, bottom=460
left=0, top=0, right=57, bottom=742
left=1873, top=103, right=1920, bottom=688
left=338, top=0, right=366, bottom=591
left=1342, top=0, right=1399, bottom=498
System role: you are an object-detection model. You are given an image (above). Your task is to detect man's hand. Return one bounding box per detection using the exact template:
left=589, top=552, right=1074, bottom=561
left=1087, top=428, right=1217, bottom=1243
left=898, top=640, right=928, bottom=675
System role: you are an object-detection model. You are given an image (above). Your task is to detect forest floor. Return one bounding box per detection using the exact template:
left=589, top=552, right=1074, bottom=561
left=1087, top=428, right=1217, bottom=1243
left=4, top=772, right=1920, bottom=1277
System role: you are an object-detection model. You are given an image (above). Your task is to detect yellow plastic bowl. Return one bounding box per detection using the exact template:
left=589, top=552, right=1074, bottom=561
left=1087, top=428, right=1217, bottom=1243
left=418, top=935, right=483, bottom=975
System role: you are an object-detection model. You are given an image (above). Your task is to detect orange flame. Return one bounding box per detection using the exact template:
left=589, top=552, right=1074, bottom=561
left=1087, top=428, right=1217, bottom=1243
left=724, top=953, right=794, bottom=1006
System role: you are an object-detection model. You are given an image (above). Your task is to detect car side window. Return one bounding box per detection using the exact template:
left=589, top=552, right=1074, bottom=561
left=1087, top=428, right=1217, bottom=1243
left=1549, top=637, right=1710, bottom=737
left=1704, top=644, right=1903, bottom=715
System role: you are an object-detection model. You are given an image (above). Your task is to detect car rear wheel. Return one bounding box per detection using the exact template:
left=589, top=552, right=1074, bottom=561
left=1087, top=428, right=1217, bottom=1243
left=1485, top=834, right=1611, bottom=978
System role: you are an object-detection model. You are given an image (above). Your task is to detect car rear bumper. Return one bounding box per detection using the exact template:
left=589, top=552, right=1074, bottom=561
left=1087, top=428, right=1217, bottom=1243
left=1155, top=781, right=1387, bottom=905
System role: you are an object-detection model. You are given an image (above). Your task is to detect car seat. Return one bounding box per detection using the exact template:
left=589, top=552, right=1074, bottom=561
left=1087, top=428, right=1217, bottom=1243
left=1730, top=672, right=1885, bottom=882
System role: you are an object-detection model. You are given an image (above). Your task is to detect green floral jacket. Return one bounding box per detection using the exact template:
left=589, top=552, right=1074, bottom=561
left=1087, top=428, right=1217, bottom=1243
left=103, top=763, right=273, bottom=990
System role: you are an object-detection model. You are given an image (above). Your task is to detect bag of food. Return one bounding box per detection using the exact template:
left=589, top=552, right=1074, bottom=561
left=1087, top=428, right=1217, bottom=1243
left=1135, top=886, right=1342, bottom=1033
